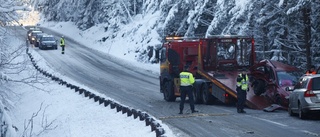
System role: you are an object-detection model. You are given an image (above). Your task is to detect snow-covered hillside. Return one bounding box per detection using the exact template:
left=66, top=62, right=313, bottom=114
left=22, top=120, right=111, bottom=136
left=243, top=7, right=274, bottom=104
left=30, top=0, right=320, bottom=68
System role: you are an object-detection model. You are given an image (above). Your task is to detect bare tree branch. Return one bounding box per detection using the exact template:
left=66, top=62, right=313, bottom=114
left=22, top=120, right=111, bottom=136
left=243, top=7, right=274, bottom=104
left=23, top=102, right=43, bottom=137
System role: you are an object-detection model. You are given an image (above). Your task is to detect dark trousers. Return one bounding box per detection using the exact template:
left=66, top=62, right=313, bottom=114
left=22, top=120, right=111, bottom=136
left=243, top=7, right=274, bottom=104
left=61, top=45, right=65, bottom=54
left=180, top=86, right=195, bottom=112
left=237, top=88, right=247, bottom=110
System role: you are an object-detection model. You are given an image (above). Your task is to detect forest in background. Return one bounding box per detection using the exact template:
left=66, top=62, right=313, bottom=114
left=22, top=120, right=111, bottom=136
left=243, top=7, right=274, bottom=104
left=8, top=0, right=320, bottom=69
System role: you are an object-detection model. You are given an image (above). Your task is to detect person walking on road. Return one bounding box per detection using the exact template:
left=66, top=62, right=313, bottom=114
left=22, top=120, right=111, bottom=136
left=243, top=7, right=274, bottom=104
left=179, top=65, right=198, bottom=114
left=60, top=36, right=65, bottom=54
left=236, top=69, right=249, bottom=113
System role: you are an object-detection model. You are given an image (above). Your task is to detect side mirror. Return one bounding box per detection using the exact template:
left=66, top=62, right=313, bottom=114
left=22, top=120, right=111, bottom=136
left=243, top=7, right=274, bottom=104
left=285, top=87, right=294, bottom=91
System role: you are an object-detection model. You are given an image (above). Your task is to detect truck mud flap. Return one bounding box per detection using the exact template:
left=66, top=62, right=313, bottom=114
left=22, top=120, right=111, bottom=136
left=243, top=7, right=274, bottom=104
left=212, top=84, right=227, bottom=103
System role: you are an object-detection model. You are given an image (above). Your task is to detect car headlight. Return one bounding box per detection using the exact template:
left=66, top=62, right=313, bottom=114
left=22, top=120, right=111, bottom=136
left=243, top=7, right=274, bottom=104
left=32, top=38, right=35, bottom=40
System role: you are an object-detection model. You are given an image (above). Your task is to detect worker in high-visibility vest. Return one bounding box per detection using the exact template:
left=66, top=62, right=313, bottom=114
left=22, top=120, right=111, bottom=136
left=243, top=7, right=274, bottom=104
left=306, top=65, right=317, bottom=75
left=179, top=65, right=198, bottom=114
left=236, top=69, right=249, bottom=113
left=60, top=36, right=65, bottom=54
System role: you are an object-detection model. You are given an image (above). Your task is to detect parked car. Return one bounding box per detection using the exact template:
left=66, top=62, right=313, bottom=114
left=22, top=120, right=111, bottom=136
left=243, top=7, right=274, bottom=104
left=29, top=30, right=43, bottom=44
left=287, top=74, right=320, bottom=119
left=34, top=33, right=45, bottom=47
left=250, top=60, right=302, bottom=107
left=27, top=27, right=41, bottom=41
left=27, top=27, right=41, bottom=38
left=38, top=35, right=58, bottom=50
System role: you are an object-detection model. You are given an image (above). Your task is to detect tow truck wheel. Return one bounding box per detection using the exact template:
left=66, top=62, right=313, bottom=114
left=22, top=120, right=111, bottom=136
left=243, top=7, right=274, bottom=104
left=201, top=84, right=214, bottom=105
left=253, top=79, right=265, bottom=96
left=163, top=81, right=176, bottom=102
left=193, top=86, right=202, bottom=104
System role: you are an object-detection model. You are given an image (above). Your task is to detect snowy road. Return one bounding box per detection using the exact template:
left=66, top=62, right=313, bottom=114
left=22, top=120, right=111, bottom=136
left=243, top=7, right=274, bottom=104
left=20, top=27, right=320, bottom=137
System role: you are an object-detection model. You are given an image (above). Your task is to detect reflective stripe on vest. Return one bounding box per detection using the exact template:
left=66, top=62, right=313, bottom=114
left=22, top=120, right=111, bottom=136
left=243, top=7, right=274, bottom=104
left=180, top=72, right=195, bottom=86
left=237, top=74, right=249, bottom=90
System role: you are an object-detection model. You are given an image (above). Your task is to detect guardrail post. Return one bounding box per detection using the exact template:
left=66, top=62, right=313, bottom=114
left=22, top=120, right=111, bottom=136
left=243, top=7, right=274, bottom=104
left=155, top=127, right=165, bottom=137
left=104, top=100, right=110, bottom=107
left=79, top=88, right=85, bottom=95
left=122, top=107, right=128, bottom=114
left=99, top=98, right=105, bottom=105
left=94, top=96, right=100, bottom=102
left=110, top=102, right=116, bottom=109
left=151, top=121, right=160, bottom=131
left=127, top=108, right=133, bottom=117
left=89, top=93, right=95, bottom=99
left=116, top=105, right=122, bottom=112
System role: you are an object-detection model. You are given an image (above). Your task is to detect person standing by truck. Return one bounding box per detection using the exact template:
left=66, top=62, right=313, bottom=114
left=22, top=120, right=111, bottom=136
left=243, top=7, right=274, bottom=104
left=236, top=69, right=249, bottom=113
left=306, top=65, right=317, bottom=75
left=179, top=65, right=197, bottom=114
left=60, top=36, right=65, bottom=54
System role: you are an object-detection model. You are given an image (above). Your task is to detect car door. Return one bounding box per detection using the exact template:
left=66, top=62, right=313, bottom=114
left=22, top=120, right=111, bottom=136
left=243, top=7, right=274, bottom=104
left=291, top=77, right=307, bottom=110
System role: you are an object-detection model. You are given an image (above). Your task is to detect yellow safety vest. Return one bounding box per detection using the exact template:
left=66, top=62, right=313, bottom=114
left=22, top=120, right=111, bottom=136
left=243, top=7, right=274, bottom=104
left=180, top=72, right=195, bottom=86
left=237, top=74, right=249, bottom=90
left=60, top=38, right=65, bottom=46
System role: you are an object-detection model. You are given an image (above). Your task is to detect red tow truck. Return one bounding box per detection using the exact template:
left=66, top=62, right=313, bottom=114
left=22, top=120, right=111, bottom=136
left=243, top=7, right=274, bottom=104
left=159, top=35, right=301, bottom=109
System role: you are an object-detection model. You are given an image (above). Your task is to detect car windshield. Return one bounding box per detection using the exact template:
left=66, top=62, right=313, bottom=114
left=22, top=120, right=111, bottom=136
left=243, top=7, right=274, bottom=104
left=32, top=31, right=42, bottom=35
left=42, top=37, right=55, bottom=41
left=277, top=71, right=301, bottom=87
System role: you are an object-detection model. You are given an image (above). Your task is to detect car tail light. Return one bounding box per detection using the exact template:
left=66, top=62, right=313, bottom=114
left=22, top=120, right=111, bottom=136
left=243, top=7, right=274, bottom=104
left=304, top=79, right=316, bottom=97
left=304, top=90, right=316, bottom=97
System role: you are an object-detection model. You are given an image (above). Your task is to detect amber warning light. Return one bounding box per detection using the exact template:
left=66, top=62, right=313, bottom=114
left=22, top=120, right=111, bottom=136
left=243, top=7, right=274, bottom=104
left=166, top=36, right=183, bottom=40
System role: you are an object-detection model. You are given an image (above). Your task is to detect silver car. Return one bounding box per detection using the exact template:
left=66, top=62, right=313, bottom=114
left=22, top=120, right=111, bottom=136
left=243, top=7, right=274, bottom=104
left=288, top=74, right=320, bottom=119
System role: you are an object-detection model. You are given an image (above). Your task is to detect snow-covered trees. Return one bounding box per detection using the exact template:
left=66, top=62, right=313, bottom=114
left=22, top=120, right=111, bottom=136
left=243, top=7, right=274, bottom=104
left=30, top=0, right=320, bottom=67
left=1, top=0, right=27, bottom=80
left=1, top=1, right=31, bottom=136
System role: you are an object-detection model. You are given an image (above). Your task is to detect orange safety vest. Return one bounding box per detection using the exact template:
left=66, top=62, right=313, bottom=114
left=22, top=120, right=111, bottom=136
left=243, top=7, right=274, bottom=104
left=306, top=70, right=316, bottom=75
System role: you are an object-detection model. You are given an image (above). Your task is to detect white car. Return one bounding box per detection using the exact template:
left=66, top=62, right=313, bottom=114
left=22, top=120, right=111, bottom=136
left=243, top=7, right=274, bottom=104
left=287, top=74, right=320, bottom=119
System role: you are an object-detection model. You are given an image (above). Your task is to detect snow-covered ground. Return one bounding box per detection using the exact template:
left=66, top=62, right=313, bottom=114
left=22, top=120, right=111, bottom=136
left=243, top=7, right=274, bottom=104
left=0, top=22, right=175, bottom=136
